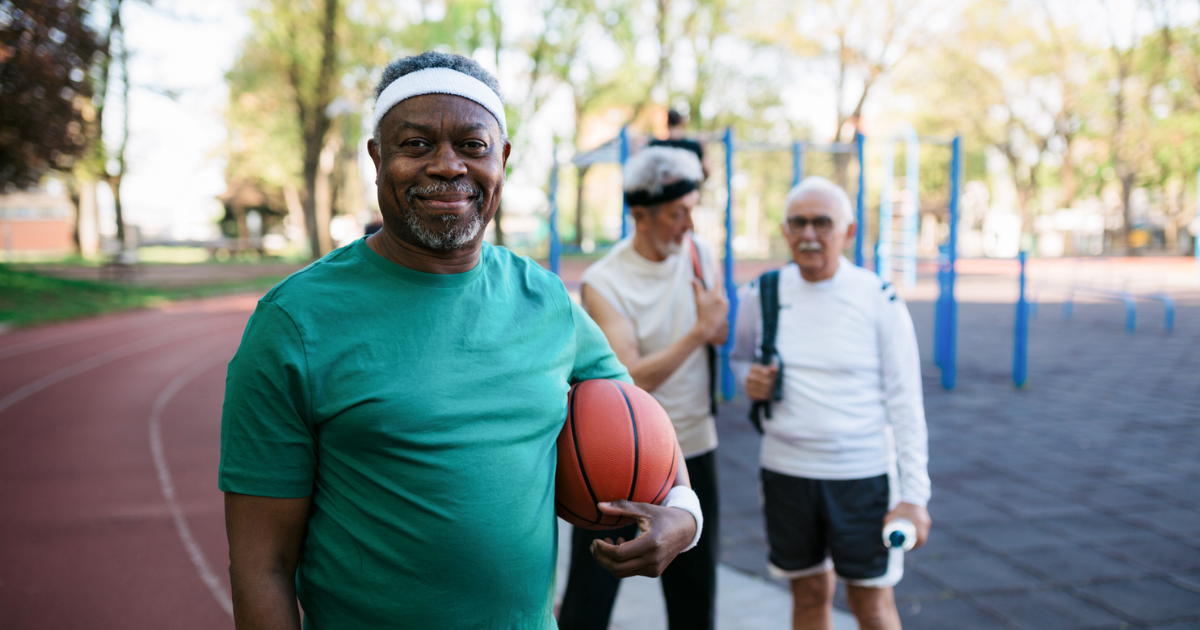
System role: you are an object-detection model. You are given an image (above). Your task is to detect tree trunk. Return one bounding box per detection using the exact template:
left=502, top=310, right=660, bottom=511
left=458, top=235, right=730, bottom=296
left=296, top=0, right=339, bottom=259
left=574, top=165, right=588, bottom=247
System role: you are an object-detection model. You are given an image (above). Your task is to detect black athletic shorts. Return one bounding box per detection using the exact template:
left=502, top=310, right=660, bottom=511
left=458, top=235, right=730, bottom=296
left=761, top=469, right=901, bottom=586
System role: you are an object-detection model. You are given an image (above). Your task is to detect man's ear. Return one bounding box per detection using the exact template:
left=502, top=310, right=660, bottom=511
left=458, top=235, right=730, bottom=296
left=367, top=138, right=381, bottom=184
left=501, top=140, right=511, bottom=168
left=630, top=205, right=650, bottom=226
left=845, top=221, right=857, bottom=242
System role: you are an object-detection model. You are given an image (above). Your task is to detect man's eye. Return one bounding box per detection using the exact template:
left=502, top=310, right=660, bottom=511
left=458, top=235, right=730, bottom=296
left=463, top=140, right=487, bottom=150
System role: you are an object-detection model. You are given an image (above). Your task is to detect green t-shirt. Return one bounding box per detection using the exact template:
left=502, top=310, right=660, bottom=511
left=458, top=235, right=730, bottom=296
left=219, top=239, right=629, bottom=629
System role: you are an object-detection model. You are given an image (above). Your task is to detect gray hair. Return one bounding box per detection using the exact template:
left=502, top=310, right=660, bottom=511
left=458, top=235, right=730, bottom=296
left=623, top=147, right=703, bottom=198
left=372, top=52, right=507, bottom=143
left=785, top=176, right=855, bottom=225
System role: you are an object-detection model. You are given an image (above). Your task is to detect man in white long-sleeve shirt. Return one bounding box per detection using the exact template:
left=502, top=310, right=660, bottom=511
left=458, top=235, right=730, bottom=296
left=731, top=176, right=931, bottom=630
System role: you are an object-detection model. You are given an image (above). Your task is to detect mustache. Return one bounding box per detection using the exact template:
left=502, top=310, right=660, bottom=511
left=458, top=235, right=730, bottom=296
left=796, top=241, right=822, bottom=251
left=405, top=180, right=483, bottom=210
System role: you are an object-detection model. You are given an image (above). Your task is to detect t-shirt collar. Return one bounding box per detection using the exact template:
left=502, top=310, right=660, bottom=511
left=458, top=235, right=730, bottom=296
left=355, top=237, right=486, bottom=288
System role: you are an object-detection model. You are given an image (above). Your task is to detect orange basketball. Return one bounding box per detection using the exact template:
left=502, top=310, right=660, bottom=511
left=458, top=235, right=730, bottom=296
left=556, top=379, right=680, bottom=530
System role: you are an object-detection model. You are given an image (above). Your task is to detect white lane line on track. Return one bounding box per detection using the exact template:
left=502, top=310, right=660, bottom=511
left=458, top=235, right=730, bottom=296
left=149, top=353, right=235, bottom=617
left=0, top=311, right=183, bottom=362
left=0, top=316, right=243, bottom=416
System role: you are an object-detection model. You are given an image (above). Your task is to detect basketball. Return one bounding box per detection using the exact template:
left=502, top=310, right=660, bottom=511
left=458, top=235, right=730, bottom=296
left=555, top=379, right=680, bottom=530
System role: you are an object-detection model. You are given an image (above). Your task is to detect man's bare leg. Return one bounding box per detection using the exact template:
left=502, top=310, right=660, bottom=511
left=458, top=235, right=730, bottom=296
left=846, top=584, right=902, bottom=630
left=790, top=569, right=836, bottom=630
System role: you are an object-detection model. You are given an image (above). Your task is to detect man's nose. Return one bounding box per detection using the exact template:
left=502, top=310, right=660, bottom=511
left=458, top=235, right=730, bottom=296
left=426, top=141, right=468, bottom=180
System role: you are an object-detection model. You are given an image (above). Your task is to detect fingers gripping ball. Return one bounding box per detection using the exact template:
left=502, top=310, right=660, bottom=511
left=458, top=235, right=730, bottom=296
left=556, top=379, right=680, bottom=530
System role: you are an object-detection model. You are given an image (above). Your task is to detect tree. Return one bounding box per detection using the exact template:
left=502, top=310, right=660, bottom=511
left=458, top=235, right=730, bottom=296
left=760, top=0, right=946, bottom=187
left=0, top=0, right=99, bottom=191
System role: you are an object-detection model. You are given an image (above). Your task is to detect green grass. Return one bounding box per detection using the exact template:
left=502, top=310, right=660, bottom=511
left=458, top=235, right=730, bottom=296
left=0, top=265, right=288, bottom=329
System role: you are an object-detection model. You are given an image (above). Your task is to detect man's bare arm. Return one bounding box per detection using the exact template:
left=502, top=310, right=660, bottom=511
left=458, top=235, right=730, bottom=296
left=581, top=282, right=726, bottom=393
left=225, top=493, right=311, bottom=630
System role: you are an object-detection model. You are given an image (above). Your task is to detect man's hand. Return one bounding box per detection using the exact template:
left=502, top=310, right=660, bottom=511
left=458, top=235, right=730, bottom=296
left=744, top=363, right=779, bottom=401
left=884, top=502, right=931, bottom=550
left=691, top=279, right=729, bottom=345
left=589, top=500, right=697, bottom=579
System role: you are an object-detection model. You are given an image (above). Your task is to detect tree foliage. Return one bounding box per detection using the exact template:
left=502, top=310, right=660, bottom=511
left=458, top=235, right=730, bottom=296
left=0, top=0, right=99, bottom=191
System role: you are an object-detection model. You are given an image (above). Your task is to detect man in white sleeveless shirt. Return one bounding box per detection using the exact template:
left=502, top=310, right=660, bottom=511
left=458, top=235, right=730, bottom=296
left=558, top=147, right=728, bottom=630
left=732, top=177, right=931, bottom=630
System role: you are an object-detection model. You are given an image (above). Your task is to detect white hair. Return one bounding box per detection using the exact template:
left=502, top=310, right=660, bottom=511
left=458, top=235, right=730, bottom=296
left=623, top=147, right=703, bottom=197
left=785, top=176, right=855, bottom=226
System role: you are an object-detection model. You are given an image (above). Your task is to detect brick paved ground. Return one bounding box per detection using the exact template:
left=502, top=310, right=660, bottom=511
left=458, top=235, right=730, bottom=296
left=716, top=267, right=1200, bottom=629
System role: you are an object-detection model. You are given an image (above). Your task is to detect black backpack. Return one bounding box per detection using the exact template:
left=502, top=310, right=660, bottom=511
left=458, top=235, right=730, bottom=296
left=748, top=269, right=785, bottom=433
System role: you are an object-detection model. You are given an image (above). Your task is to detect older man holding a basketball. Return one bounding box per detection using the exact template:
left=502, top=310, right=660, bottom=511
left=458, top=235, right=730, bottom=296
left=218, top=52, right=701, bottom=629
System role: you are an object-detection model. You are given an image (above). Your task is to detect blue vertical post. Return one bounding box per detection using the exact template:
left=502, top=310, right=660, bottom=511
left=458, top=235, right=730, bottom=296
left=855, top=132, right=866, bottom=267
left=941, top=136, right=962, bottom=390
left=548, top=163, right=560, bottom=276
left=619, top=126, right=631, bottom=239
left=721, top=127, right=737, bottom=400
left=1013, top=251, right=1029, bottom=388
left=792, top=141, right=803, bottom=188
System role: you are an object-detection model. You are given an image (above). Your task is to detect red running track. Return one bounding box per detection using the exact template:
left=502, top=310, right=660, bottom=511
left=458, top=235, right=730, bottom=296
left=0, top=296, right=259, bottom=629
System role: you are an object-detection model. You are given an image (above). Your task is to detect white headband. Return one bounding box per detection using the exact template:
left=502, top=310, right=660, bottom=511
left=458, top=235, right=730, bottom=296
left=372, top=67, right=507, bottom=136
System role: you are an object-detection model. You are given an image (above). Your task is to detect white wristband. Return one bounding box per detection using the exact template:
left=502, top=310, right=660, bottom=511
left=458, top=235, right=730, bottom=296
left=663, top=486, right=703, bottom=552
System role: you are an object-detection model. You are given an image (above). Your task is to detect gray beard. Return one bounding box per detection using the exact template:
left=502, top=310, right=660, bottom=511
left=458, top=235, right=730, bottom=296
left=402, top=181, right=485, bottom=251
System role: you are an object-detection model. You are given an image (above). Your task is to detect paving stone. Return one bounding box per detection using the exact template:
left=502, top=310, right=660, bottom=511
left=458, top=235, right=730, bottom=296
left=1006, top=545, right=1146, bottom=584
left=928, top=492, right=1016, bottom=526
left=1077, top=483, right=1176, bottom=510
left=1150, top=622, right=1200, bottom=630
left=1158, top=482, right=1200, bottom=507
left=893, top=568, right=950, bottom=602
left=957, top=521, right=1073, bottom=552
left=1037, top=512, right=1150, bottom=543
left=1174, top=573, right=1200, bottom=593
left=1126, top=508, right=1200, bottom=537
left=1076, top=578, right=1200, bottom=624
left=915, top=555, right=1045, bottom=594
left=973, top=590, right=1124, bottom=629
left=1100, top=532, right=1200, bottom=574
left=897, top=597, right=1010, bottom=630
left=909, top=526, right=986, bottom=561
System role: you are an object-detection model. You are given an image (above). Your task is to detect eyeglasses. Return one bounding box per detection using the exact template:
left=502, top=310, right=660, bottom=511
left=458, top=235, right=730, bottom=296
left=785, top=215, right=835, bottom=235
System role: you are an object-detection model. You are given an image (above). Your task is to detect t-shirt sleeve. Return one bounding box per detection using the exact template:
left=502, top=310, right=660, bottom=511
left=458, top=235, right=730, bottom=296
left=218, top=300, right=317, bottom=498
left=568, top=298, right=632, bottom=385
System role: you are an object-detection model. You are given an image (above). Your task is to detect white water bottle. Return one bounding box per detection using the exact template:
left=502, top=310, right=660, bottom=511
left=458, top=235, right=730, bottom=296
left=883, top=519, right=917, bottom=551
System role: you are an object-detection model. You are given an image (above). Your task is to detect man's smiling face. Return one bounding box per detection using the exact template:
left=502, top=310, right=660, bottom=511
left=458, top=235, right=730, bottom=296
left=368, top=93, right=510, bottom=252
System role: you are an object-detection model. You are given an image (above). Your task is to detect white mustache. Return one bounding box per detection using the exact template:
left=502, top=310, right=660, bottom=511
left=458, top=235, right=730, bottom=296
left=797, top=242, right=822, bottom=252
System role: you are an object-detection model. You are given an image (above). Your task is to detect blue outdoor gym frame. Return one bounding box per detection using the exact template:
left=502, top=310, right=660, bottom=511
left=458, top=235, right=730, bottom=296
left=545, top=127, right=964, bottom=393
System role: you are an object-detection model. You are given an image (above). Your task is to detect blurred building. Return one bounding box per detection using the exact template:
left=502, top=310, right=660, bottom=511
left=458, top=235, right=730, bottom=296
left=0, top=187, right=75, bottom=258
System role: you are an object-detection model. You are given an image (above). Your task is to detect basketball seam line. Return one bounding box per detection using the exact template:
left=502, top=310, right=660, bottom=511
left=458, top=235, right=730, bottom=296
left=614, top=381, right=640, bottom=505
left=569, top=384, right=604, bottom=526
left=651, top=445, right=677, bottom=506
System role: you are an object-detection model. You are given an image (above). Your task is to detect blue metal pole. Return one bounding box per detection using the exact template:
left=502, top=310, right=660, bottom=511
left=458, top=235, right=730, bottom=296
left=792, top=141, right=803, bottom=188
left=1013, top=251, right=1029, bottom=388
left=855, top=132, right=866, bottom=268
left=721, top=127, right=737, bottom=400
left=878, top=137, right=894, bottom=279
left=903, top=130, right=920, bottom=288
left=619, top=126, right=630, bottom=239
left=943, top=135, right=962, bottom=390
left=548, top=163, right=560, bottom=276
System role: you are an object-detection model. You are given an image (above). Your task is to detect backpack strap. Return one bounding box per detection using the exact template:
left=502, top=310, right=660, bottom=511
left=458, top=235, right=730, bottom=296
left=690, top=239, right=720, bottom=416
left=748, top=269, right=783, bottom=434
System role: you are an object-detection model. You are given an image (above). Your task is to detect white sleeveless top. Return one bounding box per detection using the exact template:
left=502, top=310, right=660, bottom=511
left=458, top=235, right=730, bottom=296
left=581, top=235, right=719, bottom=458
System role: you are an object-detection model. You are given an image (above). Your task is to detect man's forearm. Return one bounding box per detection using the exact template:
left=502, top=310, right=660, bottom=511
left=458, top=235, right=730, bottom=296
left=626, top=328, right=708, bottom=392
left=231, top=570, right=302, bottom=630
